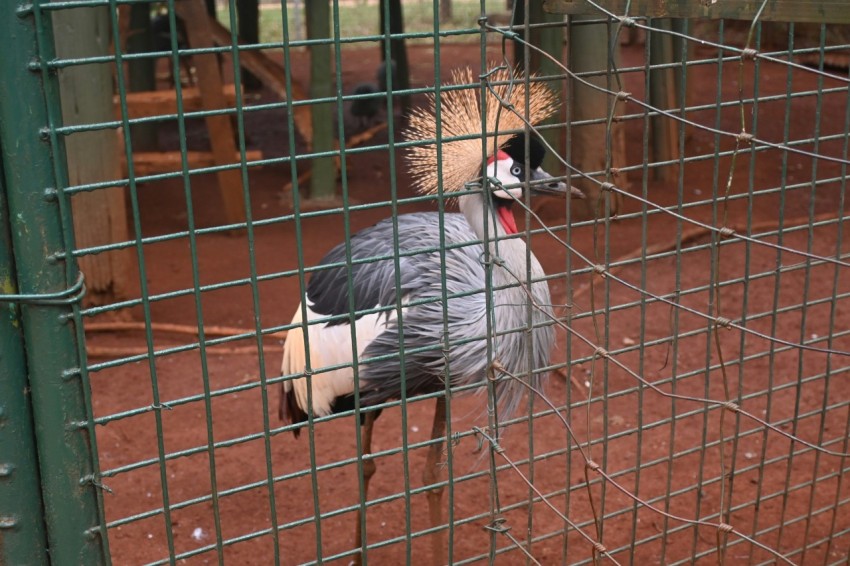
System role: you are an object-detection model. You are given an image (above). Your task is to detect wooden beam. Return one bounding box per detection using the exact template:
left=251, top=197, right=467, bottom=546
left=175, top=0, right=247, bottom=225
left=113, top=85, right=239, bottom=119
left=125, top=150, right=263, bottom=176
left=306, top=0, right=336, bottom=200
left=53, top=7, right=134, bottom=305
left=648, top=19, right=680, bottom=182
left=206, top=17, right=314, bottom=147
left=544, top=0, right=850, bottom=24
left=565, top=14, right=625, bottom=221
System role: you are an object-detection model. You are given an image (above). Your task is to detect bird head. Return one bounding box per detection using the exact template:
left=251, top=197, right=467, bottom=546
left=404, top=66, right=583, bottom=217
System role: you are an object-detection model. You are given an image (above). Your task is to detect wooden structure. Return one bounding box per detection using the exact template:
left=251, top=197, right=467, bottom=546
left=118, top=0, right=322, bottom=210
left=54, top=6, right=134, bottom=305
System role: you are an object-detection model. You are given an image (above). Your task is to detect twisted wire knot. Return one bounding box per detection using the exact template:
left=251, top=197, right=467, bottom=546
left=736, top=131, right=754, bottom=143
left=740, top=48, right=758, bottom=61
left=79, top=475, right=113, bottom=494
left=484, top=517, right=511, bottom=534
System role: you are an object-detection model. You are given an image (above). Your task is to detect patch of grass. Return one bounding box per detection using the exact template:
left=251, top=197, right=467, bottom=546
left=218, top=1, right=508, bottom=47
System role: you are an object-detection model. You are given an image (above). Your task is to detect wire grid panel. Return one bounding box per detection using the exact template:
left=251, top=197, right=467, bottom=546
left=15, top=0, right=850, bottom=564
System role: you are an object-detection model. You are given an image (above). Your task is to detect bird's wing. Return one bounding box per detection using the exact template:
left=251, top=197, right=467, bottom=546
left=306, top=212, right=469, bottom=323
left=356, top=244, right=491, bottom=406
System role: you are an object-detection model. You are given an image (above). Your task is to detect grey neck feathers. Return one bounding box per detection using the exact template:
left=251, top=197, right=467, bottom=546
left=458, top=192, right=541, bottom=286
left=457, top=191, right=555, bottom=418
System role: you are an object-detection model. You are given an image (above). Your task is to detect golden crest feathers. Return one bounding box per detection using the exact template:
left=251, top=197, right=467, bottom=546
left=404, top=66, right=560, bottom=196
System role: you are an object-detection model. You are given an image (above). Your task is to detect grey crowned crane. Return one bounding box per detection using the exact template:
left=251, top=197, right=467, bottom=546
left=279, top=68, right=581, bottom=563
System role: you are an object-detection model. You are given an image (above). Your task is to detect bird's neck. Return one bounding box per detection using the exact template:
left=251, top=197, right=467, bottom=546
left=458, top=193, right=533, bottom=284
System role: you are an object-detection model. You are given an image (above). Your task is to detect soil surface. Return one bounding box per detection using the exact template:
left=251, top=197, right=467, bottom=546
left=84, top=39, right=850, bottom=565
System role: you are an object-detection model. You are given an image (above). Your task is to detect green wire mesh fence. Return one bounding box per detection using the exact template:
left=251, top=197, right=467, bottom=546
left=1, top=0, right=849, bottom=564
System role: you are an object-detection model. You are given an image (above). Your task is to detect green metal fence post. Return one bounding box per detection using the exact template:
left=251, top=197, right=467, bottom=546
left=0, top=3, right=107, bottom=564
left=0, top=147, right=50, bottom=566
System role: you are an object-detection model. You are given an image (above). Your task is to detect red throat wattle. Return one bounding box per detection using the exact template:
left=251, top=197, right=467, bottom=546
left=497, top=205, right=518, bottom=234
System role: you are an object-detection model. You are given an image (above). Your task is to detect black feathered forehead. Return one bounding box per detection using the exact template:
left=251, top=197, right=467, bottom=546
left=501, top=134, right=546, bottom=170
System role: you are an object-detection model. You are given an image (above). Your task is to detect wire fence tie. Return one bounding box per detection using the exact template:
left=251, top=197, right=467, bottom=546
left=61, top=367, right=82, bottom=382
left=0, top=271, right=85, bottom=306
left=615, top=91, right=631, bottom=101
left=15, top=3, right=32, bottom=17
left=740, top=48, right=758, bottom=61
left=735, top=131, right=754, bottom=144
left=472, top=426, right=505, bottom=454
left=79, top=474, right=113, bottom=494
left=715, top=316, right=733, bottom=329
left=718, top=522, right=735, bottom=533
left=594, top=347, right=609, bottom=359
left=585, top=459, right=601, bottom=473
left=43, top=186, right=58, bottom=201
left=483, top=516, right=511, bottom=534
left=721, top=401, right=740, bottom=413
left=718, top=227, right=736, bottom=239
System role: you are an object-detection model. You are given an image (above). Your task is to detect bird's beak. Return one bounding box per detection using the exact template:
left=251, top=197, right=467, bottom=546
left=528, top=168, right=585, bottom=199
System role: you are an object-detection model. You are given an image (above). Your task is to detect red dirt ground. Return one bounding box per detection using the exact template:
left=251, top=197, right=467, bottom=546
left=83, top=40, right=850, bottom=565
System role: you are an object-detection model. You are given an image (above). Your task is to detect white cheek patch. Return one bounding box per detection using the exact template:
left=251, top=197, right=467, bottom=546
left=486, top=159, right=523, bottom=200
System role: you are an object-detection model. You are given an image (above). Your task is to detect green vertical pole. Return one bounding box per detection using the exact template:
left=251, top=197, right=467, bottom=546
left=306, top=0, right=336, bottom=200
left=0, top=3, right=107, bottom=564
left=0, top=148, right=50, bottom=566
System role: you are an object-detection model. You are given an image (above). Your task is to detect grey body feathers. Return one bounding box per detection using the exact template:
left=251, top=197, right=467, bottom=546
left=305, top=210, right=554, bottom=418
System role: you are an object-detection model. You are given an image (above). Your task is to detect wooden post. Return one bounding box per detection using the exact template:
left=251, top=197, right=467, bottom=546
left=126, top=4, right=157, bottom=151
left=237, top=0, right=262, bottom=90
left=566, top=14, right=625, bottom=220
left=175, top=0, right=247, bottom=224
left=379, top=0, right=411, bottom=113
left=440, top=0, right=453, bottom=23
left=529, top=1, right=564, bottom=174
left=52, top=8, right=133, bottom=305
left=648, top=19, right=679, bottom=182
left=305, top=0, right=337, bottom=201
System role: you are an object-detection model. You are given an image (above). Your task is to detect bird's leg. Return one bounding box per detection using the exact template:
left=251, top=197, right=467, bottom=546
left=423, top=396, right=448, bottom=565
left=353, top=411, right=377, bottom=566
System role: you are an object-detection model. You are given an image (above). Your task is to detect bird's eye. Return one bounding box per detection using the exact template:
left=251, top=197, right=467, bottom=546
left=510, top=165, right=522, bottom=177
